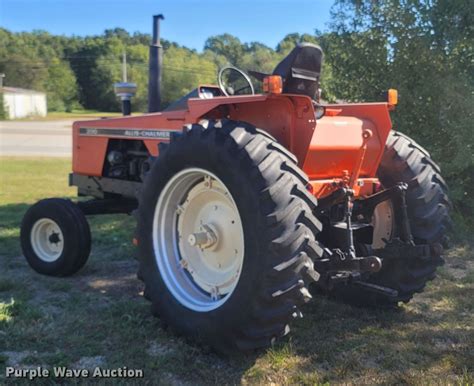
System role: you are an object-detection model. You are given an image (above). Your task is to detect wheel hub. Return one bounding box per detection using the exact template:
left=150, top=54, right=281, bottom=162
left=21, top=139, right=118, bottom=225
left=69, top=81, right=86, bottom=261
left=177, top=174, right=243, bottom=298
left=187, top=224, right=217, bottom=249
left=153, top=168, right=245, bottom=312
left=49, top=232, right=61, bottom=244
left=30, top=218, right=64, bottom=262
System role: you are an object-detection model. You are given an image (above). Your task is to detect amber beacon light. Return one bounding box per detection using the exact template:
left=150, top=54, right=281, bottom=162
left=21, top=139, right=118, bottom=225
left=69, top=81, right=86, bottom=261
left=388, top=88, right=398, bottom=106
left=263, top=75, right=283, bottom=94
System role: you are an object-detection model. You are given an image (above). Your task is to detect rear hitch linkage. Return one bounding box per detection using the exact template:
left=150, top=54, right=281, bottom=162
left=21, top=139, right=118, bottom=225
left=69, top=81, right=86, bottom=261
left=313, top=129, right=386, bottom=290
left=314, top=186, right=383, bottom=290
left=314, top=181, right=441, bottom=297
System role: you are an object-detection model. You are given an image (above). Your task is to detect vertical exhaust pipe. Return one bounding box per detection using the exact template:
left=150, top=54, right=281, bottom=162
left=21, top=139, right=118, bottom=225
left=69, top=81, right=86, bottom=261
left=148, top=14, right=164, bottom=112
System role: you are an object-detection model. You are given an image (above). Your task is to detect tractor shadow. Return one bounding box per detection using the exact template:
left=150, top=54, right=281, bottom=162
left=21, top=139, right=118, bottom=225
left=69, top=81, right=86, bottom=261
left=1, top=201, right=472, bottom=383
left=0, top=203, right=30, bottom=259
left=0, top=201, right=138, bottom=293
left=284, top=270, right=473, bottom=382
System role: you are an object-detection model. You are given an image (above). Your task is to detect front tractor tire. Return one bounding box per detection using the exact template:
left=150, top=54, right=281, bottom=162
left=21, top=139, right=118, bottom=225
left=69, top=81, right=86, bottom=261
left=20, top=198, right=91, bottom=276
left=332, top=130, right=452, bottom=307
left=137, top=119, right=323, bottom=352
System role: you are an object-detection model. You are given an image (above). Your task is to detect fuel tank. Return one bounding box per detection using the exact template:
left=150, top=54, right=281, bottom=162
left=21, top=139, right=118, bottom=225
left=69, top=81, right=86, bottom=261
left=302, top=104, right=393, bottom=181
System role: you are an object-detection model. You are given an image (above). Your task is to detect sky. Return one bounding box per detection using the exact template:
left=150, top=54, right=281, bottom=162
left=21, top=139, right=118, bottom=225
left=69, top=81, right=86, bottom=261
left=0, top=0, right=334, bottom=51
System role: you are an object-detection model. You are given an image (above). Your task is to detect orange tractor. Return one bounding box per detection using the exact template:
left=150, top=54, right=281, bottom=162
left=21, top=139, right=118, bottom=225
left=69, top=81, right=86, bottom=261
left=21, top=16, right=451, bottom=352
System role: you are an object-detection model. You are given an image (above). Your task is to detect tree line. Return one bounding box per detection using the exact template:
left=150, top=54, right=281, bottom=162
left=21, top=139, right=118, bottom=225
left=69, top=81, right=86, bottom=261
left=0, top=0, right=472, bottom=225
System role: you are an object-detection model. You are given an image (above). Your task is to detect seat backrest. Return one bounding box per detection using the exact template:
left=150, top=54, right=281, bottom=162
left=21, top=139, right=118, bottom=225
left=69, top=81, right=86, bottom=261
left=272, top=43, right=323, bottom=101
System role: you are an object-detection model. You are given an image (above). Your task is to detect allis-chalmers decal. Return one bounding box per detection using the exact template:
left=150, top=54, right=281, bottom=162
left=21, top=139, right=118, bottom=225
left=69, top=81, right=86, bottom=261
left=79, top=127, right=179, bottom=139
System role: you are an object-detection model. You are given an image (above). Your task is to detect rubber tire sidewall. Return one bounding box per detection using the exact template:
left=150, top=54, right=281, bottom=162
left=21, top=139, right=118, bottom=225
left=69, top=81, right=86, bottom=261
left=20, top=198, right=91, bottom=276
left=329, top=130, right=451, bottom=306
left=138, top=131, right=272, bottom=350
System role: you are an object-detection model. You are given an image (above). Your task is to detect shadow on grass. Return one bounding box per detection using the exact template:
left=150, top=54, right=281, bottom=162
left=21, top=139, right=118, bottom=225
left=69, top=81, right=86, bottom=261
left=283, top=277, right=473, bottom=383
left=0, top=203, right=29, bottom=258
left=1, top=201, right=472, bottom=383
left=0, top=202, right=135, bottom=260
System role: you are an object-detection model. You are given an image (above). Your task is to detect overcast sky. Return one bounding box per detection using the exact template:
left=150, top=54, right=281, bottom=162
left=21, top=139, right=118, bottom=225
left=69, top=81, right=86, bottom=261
left=0, top=0, right=333, bottom=50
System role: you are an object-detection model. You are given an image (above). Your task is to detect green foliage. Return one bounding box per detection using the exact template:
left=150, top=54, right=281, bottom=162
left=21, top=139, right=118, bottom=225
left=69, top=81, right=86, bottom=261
left=0, top=4, right=471, bottom=224
left=327, top=0, right=474, bottom=226
left=0, top=29, right=78, bottom=112
left=46, top=59, right=78, bottom=111
left=276, top=32, right=320, bottom=54
left=318, top=30, right=389, bottom=102
left=203, top=32, right=332, bottom=94
left=204, top=34, right=246, bottom=65
left=162, top=46, right=217, bottom=106
left=0, top=27, right=331, bottom=112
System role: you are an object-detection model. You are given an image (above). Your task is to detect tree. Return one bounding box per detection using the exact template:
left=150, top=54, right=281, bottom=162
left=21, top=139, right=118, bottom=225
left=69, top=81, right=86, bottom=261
left=328, top=0, right=474, bottom=224
left=0, top=54, right=48, bottom=91
left=276, top=33, right=320, bottom=55
left=45, top=59, right=78, bottom=111
left=162, top=45, right=218, bottom=108
left=204, top=34, right=245, bottom=66
left=0, top=29, right=81, bottom=112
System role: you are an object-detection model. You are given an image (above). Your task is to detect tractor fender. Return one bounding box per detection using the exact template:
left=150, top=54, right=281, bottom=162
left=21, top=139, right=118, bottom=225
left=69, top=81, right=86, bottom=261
left=187, top=93, right=316, bottom=165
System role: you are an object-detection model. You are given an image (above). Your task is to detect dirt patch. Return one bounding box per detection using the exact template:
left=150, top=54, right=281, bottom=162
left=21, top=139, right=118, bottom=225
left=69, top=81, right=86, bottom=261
left=444, top=258, right=474, bottom=279
left=77, top=260, right=143, bottom=298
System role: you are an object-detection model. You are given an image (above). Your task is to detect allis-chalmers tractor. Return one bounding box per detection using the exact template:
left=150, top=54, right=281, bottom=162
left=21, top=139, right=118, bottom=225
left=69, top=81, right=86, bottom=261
left=21, top=16, right=451, bottom=352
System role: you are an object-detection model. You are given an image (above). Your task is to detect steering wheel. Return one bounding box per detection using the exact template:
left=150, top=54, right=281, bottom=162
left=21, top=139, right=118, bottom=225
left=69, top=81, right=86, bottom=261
left=218, top=66, right=255, bottom=96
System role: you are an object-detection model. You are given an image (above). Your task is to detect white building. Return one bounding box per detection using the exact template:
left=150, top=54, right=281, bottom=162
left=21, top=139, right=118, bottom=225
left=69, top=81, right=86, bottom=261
left=1, top=87, right=47, bottom=119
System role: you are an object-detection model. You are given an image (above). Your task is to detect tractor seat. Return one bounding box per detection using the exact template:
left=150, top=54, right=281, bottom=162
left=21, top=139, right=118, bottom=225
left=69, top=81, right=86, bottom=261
left=272, top=43, right=323, bottom=101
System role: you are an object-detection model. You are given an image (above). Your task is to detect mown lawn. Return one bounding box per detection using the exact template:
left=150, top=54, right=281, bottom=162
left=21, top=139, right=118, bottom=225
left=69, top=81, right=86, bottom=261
left=0, top=157, right=473, bottom=384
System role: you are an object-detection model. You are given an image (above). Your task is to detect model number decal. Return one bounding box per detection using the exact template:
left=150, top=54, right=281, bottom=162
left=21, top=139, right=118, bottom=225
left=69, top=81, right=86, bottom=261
left=79, top=127, right=180, bottom=139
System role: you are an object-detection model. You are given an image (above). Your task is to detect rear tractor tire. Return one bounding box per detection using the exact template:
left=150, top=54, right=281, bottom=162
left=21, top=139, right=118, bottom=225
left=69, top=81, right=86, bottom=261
left=137, top=119, right=324, bottom=352
left=331, top=130, right=452, bottom=307
left=20, top=198, right=91, bottom=276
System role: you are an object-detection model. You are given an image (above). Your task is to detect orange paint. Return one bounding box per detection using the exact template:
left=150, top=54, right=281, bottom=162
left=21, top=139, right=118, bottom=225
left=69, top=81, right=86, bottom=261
left=72, top=90, right=393, bottom=199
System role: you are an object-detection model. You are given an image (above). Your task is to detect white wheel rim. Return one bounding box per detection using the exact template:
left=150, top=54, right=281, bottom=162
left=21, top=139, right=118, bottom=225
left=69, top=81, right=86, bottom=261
left=153, top=168, right=245, bottom=312
left=371, top=200, right=394, bottom=249
left=30, top=218, right=64, bottom=262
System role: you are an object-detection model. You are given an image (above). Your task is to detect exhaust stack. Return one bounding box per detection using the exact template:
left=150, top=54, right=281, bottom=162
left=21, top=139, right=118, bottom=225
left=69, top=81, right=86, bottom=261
left=148, top=14, right=164, bottom=113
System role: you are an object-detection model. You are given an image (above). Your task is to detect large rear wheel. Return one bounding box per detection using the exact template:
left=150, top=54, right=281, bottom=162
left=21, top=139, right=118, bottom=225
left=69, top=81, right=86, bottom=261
left=331, top=130, right=452, bottom=306
left=137, top=119, right=324, bottom=352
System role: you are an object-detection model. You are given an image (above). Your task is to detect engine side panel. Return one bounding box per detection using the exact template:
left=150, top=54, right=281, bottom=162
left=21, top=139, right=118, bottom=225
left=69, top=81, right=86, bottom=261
left=72, top=113, right=185, bottom=176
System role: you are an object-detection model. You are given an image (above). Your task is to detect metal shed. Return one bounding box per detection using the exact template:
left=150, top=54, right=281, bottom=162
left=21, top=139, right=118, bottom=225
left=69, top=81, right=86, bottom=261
left=1, top=87, right=47, bottom=119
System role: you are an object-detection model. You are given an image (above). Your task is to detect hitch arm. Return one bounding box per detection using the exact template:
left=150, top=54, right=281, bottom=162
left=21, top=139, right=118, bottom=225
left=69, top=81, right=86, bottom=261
left=348, top=129, right=373, bottom=190
left=391, top=183, right=414, bottom=244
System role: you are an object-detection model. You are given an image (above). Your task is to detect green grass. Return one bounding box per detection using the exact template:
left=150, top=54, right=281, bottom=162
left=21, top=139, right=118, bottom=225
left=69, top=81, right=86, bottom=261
left=0, top=157, right=473, bottom=384
left=0, top=157, right=135, bottom=260
left=0, top=299, right=17, bottom=324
